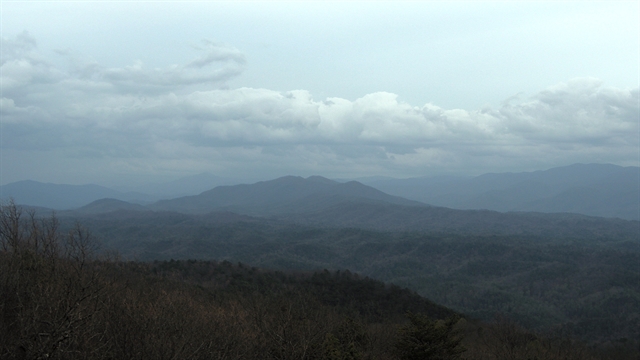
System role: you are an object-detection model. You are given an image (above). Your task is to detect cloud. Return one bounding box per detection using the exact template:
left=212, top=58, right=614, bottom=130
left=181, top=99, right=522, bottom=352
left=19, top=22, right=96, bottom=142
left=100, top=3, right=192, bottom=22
left=1, top=33, right=638, bottom=182
left=0, top=31, right=37, bottom=65
left=100, top=41, right=245, bottom=90
left=1, top=32, right=63, bottom=92
left=1, top=34, right=246, bottom=101
left=498, top=78, right=637, bottom=145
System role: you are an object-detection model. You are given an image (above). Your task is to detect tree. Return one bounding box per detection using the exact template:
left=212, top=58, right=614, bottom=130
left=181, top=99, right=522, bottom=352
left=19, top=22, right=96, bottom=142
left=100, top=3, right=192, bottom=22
left=0, top=200, right=110, bottom=359
left=322, top=317, right=368, bottom=360
left=394, top=313, right=465, bottom=360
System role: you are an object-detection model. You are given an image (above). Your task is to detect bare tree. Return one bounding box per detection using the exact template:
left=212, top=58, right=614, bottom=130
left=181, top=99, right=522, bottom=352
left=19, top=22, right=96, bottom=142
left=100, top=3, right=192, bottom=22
left=0, top=200, right=110, bottom=359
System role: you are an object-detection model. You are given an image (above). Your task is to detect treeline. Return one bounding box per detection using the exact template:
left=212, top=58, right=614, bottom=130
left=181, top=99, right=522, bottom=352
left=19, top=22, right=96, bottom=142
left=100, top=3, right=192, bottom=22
left=1, top=202, right=635, bottom=359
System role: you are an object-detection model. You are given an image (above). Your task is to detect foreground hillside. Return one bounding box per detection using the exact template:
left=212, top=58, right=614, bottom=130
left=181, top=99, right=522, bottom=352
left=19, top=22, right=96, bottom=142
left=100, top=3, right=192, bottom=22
left=1, top=203, right=631, bottom=360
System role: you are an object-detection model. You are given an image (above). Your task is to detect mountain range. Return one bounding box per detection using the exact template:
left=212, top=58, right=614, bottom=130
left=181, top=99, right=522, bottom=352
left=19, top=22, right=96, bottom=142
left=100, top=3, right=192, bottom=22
left=2, top=163, right=638, bottom=220
left=360, top=163, right=639, bottom=220
left=69, top=170, right=638, bottom=240
left=0, top=173, right=236, bottom=209
left=0, top=180, right=151, bottom=210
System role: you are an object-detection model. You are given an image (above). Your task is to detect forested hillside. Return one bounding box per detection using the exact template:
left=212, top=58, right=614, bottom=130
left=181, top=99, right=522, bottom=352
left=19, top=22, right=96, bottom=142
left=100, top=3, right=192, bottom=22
left=56, top=208, right=640, bottom=350
left=1, top=202, right=631, bottom=359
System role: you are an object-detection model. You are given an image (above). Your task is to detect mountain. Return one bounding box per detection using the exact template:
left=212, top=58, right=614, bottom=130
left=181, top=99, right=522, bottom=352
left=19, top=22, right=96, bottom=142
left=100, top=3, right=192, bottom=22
left=361, top=163, right=640, bottom=220
left=6, top=163, right=638, bottom=219
left=149, top=175, right=426, bottom=215
left=83, top=173, right=638, bottom=241
left=95, top=171, right=638, bottom=239
left=0, top=180, right=152, bottom=210
left=0, top=173, right=240, bottom=210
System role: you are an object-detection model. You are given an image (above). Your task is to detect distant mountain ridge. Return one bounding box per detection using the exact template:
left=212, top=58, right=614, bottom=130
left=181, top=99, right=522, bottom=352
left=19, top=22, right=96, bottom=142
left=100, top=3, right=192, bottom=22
left=361, top=163, right=639, bottom=220
left=0, top=174, right=240, bottom=210
left=68, top=174, right=638, bottom=241
left=0, top=180, right=148, bottom=210
left=3, top=163, right=638, bottom=220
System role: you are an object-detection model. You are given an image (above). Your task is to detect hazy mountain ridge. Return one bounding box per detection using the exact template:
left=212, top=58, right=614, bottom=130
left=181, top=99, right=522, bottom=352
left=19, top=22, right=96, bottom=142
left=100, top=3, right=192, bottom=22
left=0, top=180, right=151, bottom=210
left=140, top=171, right=639, bottom=239
left=0, top=174, right=240, bottom=210
left=3, top=163, right=638, bottom=221
left=361, top=163, right=640, bottom=220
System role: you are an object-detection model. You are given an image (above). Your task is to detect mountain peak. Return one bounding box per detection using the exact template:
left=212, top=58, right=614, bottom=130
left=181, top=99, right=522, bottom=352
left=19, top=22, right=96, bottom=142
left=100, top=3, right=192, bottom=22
left=306, top=175, right=336, bottom=184
left=150, top=175, right=423, bottom=215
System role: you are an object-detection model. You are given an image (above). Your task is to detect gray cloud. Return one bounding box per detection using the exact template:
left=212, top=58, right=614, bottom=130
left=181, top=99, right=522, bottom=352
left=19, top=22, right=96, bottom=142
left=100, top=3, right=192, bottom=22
left=1, top=34, right=245, bottom=102
left=1, top=32, right=63, bottom=94
left=1, top=33, right=638, bottom=183
left=0, top=31, right=37, bottom=65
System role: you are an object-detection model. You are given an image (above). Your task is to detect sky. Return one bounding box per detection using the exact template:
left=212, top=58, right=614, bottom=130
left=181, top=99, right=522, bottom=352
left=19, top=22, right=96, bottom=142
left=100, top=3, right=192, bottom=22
left=1, top=1, right=639, bottom=186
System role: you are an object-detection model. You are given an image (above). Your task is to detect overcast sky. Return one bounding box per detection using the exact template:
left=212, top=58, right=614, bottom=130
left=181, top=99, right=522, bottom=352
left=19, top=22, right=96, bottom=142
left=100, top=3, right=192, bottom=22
left=1, top=1, right=638, bottom=186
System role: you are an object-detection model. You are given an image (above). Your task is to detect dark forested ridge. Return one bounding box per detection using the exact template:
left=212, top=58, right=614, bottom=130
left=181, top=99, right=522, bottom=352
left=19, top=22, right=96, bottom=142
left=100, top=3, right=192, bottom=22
left=56, top=208, right=640, bottom=349
left=1, top=202, right=634, bottom=359
left=280, top=201, right=639, bottom=237
left=70, top=200, right=639, bottom=238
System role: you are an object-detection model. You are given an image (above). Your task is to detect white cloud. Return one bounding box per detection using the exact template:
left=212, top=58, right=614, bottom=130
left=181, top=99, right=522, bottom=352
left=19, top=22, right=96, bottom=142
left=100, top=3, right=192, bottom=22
left=498, top=78, right=637, bottom=145
left=1, top=33, right=638, bottom=183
